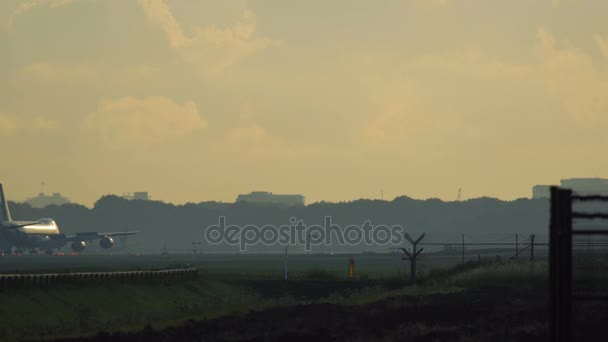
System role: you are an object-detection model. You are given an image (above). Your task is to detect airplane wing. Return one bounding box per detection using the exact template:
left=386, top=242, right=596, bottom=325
left=66, top=231, right=140, bottom=241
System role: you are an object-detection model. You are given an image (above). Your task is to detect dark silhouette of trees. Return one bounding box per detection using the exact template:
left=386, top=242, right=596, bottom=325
left=7, top=196, right=549, bottom=254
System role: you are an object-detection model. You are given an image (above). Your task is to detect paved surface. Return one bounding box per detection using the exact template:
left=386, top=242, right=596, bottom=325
left=0, top=251, right=548, bottom=275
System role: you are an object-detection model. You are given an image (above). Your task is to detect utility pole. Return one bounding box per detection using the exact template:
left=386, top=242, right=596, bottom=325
left=530, top=234, right=535, bottom=261
left=515, top=234, right=519, bottom=260
left=283, top=246, right=288, bottom=281
left=461, top=234, right=465, bottom=265
left=401, top=233, right=425, bottom=284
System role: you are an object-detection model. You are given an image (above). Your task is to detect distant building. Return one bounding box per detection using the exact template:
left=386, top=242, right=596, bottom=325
left=25, top=192, right=70, bottom=208
left=532, top=178, right=608, bottom=198
left=532, top=185, right=554, bottom=199
left=122, top=192, right=150, bottom=201
left=560, top=178, right=608, bottom=196
left=236, top=191, right=305, bottom=206
left=133, top=192, right=149, bottom=201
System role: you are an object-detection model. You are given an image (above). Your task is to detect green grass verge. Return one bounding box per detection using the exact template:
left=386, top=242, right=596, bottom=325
left=0, top=261, right=548, bottom=341
left=0, top=279, right=297, bottom=341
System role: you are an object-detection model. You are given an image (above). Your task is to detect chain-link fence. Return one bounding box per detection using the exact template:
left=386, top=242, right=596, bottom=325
left=550, top=188, right=608, bottom=342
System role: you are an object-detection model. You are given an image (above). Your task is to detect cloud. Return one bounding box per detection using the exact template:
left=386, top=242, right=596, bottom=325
left=85, top=96, right=206, bottom=148
left=535, top=28, right=608, bottom=123
left=137, top=0, right=278, bottom=73
left=359, top=27, right=608, bottom=150
left=595, top=34, right=608, bottom=59
left=23, top=62, right=98, bottom=82
left=9, top=0, right=76, bottom=25
left=135, top=0, right=188, bottom=48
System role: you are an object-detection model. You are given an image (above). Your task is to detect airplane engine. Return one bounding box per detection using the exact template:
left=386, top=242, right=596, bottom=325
left=99, top=236, right=114, bottom=249
left=71, top=241, right=86, bottom=252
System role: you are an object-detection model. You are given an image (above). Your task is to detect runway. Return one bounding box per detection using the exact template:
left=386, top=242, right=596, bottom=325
left=0, top=268, right=197, bottom=289
left=0, top=250, right=547, bottom=275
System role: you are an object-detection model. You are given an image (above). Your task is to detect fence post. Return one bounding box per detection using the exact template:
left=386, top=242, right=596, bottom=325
left=530, top=234, right=535, bottom=261
left=550, top=187, right=572, bottom=342
left=401, top=233, right=425, bottom=285
left=461, top=234, right=465, bottom=265
left=515, top=234, right=518, bottom=260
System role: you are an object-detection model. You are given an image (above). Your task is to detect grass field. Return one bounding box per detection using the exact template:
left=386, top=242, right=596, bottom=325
left=0, top=256, right=550, bottom=341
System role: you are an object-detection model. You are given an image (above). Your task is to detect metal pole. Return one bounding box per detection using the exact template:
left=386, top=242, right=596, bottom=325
left=283, top=246, right=288, bottom=281
left=411, top=243, right=416, bottom=284
left=550, top=187, right=572, bottom=342
left=530, top=234, right=535, bottom=261
left=515, top=234, right=518, bottom=260
left=461, top=234, right=465, bottom=265
left=401, top=233, right=425, bottom=285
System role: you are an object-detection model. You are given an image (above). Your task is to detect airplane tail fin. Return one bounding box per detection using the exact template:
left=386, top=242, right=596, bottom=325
left=0, top=183, right=12, bottom=222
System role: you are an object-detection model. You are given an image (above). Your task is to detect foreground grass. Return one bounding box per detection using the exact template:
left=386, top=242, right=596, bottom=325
left=0, top=279, right=299, bottom=341
left=425, top=260, right=548, bottom=289
left=0, top=261, right=548, bottom=341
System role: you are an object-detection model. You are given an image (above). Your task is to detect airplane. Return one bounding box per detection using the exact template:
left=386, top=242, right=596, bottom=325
left=0, top=183, right=138, bottom=255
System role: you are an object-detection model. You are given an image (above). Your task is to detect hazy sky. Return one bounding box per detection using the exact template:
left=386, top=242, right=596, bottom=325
left=1, top=0, right=607, bottom=206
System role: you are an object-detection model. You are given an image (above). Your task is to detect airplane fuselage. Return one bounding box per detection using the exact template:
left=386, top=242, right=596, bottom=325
left=0, top=219, right=65, bottom=251
left=10, top=218, right=60, bottom=235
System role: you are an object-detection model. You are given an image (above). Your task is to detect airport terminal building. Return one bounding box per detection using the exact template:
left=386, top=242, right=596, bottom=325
left=235, top=191, right=305, bottom=206
left=532, top=178, right=608, bottom=199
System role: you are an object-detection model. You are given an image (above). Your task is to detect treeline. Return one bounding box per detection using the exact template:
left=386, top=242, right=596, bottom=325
left=8, top=196, right=549, bottom=254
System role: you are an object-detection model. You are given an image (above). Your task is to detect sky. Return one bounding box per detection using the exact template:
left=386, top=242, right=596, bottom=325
left=1, top=0, right=607, bottom=206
